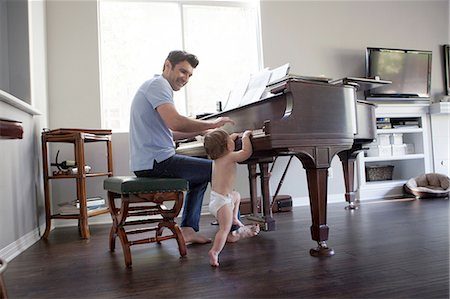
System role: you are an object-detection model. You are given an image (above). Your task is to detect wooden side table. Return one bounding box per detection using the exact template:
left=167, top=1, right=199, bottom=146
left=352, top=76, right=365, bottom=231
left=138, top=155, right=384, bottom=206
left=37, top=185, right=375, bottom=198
left=41, top=128, right=113, bottom=239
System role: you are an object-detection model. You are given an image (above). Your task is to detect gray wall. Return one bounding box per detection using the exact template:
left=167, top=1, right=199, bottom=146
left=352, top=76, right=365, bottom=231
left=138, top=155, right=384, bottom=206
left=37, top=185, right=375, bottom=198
left=261, top=1, right=448, bottom=97
left=0, top=0, right=449, bottom=260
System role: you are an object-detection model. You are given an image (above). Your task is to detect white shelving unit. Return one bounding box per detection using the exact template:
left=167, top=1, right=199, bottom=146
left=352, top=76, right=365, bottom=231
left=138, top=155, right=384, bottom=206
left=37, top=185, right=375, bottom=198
left=356, top=103, right=432, bottom=200
left=429, top=102, right=450, bottom=176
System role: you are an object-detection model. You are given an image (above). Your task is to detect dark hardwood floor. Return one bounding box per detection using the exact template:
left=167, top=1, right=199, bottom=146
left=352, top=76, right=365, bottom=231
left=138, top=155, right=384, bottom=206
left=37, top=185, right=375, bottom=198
left=4, top=197, right=449, bottom=299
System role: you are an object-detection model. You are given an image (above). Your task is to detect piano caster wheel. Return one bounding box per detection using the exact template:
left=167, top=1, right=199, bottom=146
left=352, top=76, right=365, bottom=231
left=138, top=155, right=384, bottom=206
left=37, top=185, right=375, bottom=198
left=310, top=241, right=335, bottom=257
left=345, top=202, right=359, bottom=210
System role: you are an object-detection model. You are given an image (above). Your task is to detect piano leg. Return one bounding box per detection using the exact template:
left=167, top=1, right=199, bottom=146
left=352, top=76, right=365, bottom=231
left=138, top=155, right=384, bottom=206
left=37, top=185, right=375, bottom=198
left=247, top=163, right=259, bottom=215
left=259, top=162, right=276, bottom=231
left=338, top=148, right=361, bottom=210
left=245, top=159, right=276, bottom=231
left=305, top=167, right=335, bottom=257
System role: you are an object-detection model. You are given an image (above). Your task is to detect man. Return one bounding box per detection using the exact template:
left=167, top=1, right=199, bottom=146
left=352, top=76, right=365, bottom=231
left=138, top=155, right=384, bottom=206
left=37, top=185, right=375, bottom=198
left=129, top=50, right=234, bottom=244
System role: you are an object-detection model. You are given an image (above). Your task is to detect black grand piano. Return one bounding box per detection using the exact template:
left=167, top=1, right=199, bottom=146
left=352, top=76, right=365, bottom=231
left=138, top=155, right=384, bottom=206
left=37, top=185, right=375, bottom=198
left=177, top=77, right=383, bottom=257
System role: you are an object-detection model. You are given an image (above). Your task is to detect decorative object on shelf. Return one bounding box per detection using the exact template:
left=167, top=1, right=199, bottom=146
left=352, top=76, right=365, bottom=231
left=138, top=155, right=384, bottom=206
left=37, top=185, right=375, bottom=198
left=51, top=149, right=76, bottom=175
left=365, top=165, right=394, bottom=181
left=404, top=173, right=450, bottom=199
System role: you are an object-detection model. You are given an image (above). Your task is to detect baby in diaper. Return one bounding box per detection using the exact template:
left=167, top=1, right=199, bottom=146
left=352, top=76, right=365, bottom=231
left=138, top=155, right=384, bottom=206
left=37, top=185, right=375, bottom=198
left=204, top=129, right=260, bottom=267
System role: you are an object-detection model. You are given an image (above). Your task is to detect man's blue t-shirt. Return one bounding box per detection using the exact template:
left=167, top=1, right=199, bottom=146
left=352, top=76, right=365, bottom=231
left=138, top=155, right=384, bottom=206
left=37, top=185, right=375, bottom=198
left=129, top=75, right=175, bottom=171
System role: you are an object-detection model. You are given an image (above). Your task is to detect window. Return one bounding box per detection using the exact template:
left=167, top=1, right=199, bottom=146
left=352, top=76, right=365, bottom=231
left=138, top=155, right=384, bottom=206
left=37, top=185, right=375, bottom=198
left=98, top=0, right=262, bottom=132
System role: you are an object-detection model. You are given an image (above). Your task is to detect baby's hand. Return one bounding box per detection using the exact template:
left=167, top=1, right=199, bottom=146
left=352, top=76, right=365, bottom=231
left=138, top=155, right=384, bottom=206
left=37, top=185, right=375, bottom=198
left=243, top=130, right=252, bottom=138
left=230, top=133, right=239, bottom=141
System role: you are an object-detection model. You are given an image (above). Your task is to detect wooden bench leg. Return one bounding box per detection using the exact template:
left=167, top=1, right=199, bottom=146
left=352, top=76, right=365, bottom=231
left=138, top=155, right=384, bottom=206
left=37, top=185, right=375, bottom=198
left=107, top=191, right=118, bottom=251
left=157, top=221, right=186, bottom=257
left=118, top=226, right=132, bottom=268
left=106, top=188, right=187, bottom=267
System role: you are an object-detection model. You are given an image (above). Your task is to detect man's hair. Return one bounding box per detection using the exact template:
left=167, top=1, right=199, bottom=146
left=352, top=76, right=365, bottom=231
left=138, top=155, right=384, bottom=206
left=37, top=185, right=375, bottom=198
left=204, top=129, right=229, bottom=160
left=164, top=50, right=199, bottom=70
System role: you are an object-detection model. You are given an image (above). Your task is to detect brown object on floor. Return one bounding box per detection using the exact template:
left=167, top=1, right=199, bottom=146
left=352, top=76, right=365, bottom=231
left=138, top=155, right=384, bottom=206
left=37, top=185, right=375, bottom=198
left=103, top=176, right=188, bottom=268
left=0, top=258, right=7, bottom=299
left=240, top=195, right=292, bottom=215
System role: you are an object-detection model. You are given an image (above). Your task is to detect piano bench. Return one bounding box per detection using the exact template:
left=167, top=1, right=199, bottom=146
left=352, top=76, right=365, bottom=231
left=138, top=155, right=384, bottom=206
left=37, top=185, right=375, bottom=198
left=103, top=176, right=188, bottom=268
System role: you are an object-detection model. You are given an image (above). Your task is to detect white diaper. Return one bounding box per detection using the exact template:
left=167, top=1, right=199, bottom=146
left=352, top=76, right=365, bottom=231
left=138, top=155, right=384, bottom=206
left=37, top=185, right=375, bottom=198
left=208, top=191, right=233, bottom=218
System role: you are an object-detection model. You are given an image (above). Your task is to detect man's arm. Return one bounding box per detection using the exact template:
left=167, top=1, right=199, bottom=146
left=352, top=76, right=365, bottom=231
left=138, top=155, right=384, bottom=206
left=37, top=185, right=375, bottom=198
left=157, top=103, right=234, bottom=140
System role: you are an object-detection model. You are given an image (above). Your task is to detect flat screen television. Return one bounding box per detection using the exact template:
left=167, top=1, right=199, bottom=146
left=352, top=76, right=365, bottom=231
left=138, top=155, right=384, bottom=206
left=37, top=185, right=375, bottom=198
left=365, top=47, right=432, bottom=99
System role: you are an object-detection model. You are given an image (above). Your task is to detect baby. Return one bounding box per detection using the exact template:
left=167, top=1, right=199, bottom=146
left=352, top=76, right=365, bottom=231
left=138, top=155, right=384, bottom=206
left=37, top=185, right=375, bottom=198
left=203, top=129, right=260, bottom=267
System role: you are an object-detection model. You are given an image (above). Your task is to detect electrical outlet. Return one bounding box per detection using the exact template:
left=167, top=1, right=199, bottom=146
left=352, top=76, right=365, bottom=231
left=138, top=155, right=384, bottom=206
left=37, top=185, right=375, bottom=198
left=328, top=167, right=333, bottom=178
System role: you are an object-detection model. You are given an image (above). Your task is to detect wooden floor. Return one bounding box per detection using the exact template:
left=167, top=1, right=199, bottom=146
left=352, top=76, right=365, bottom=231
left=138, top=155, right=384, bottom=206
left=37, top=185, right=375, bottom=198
left=4, top=197, right=449, bottom=299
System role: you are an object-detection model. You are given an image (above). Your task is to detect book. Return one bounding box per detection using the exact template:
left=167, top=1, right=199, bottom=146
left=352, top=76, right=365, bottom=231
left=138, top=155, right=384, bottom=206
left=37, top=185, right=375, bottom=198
left=58, top=202, right=106, bottom=215
left=73, top=196, right=105, bottom=208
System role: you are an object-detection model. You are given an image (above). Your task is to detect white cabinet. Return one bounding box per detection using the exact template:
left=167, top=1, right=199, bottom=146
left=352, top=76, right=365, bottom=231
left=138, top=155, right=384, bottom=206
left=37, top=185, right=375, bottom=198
left=356, top=103, right=432, bottom=200
left=429, top=102, right=450, bottom=176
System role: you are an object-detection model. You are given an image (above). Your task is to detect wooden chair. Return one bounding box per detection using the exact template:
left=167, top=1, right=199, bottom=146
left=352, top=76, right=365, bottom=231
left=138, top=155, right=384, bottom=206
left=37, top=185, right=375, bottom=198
left=0, top=258, right=7, bottom=299
left=103, top=176, right=188, bottom=267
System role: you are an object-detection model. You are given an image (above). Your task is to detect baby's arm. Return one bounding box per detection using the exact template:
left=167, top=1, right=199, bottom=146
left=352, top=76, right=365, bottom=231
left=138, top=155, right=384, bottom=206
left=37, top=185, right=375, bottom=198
left=231, top=130, right=253, bottom=162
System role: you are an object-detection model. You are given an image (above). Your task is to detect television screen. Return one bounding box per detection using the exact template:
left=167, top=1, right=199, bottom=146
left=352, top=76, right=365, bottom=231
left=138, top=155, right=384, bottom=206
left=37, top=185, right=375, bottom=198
left=365, top=47, right=432, bottom=98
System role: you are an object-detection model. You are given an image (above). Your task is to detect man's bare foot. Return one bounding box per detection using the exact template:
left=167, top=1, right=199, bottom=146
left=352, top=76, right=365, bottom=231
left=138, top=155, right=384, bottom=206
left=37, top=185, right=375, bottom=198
left=208, top=250, right=220, bottom=267
left=226, top=224, right=260, bottom=243
left=181, top=227, right=211, bottom=245
left=232, top=218, right=245, bottom=227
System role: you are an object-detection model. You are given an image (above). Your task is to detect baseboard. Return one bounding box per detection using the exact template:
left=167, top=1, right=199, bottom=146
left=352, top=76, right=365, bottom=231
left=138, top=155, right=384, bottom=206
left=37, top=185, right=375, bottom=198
left=0, top=224, right=45, bottom=262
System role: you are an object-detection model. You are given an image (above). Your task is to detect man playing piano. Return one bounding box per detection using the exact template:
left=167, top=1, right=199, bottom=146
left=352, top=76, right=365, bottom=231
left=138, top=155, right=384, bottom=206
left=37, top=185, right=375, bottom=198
left=129, top=50, right=234, bottom=244
left=204, top=129, right=260, bottom=267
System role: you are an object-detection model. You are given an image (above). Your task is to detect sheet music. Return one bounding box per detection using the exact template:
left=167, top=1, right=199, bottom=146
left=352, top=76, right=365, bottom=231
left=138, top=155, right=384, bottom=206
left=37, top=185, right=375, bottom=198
left=268, top=63, right=290, bottom=84
left=222, top=74, right=250, bottom=111
left=239, top=68, right=271, bottom=106
left=223, top=63, right=290, bottom=110
left=261, top=63, right=290, bottom=98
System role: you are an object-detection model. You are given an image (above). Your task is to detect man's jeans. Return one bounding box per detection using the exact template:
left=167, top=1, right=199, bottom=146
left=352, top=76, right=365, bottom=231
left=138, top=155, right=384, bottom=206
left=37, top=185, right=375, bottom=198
left=134, top=154, right=211, bottom=232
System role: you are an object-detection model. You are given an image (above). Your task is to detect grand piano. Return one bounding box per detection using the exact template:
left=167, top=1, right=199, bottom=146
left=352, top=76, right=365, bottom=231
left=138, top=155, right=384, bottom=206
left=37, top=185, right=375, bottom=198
left=177, top=78, right=379, bottom=257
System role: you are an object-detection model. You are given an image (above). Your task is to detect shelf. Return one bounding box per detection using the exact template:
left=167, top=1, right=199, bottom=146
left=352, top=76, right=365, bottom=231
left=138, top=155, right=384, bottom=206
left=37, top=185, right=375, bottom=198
left=364, top=179, right=406, bottom=187
left=377, top=128, right=422, bottom=134
left=49, top=172, right=113, bottom=179
left=42, top=128, right=114, bottom=239
left=357, top=103, right=432, bottom=201
left=364, top=154, right=425, bottom=162
left=51, top=207, right=110, bottom=219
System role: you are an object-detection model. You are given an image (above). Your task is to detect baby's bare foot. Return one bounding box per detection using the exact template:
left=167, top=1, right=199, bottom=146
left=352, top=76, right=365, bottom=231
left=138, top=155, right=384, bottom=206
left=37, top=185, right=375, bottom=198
left=209, top=250, right=219, bottom=267
left=226, top=224, right=260, bottom=243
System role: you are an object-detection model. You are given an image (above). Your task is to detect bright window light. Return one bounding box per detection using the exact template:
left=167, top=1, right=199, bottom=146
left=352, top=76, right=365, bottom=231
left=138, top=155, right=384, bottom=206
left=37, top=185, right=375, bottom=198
left=98, top=0, right=262, bottom=132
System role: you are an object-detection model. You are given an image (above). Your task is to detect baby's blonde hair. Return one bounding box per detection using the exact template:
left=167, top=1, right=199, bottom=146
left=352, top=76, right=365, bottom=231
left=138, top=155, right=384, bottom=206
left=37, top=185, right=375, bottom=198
left=204, top=129, right=229, bottom=160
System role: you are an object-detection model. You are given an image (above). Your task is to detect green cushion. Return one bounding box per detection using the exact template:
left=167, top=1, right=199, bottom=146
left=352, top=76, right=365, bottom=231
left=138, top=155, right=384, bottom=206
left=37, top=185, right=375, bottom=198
left=103, top=176, right=188, bottom=194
